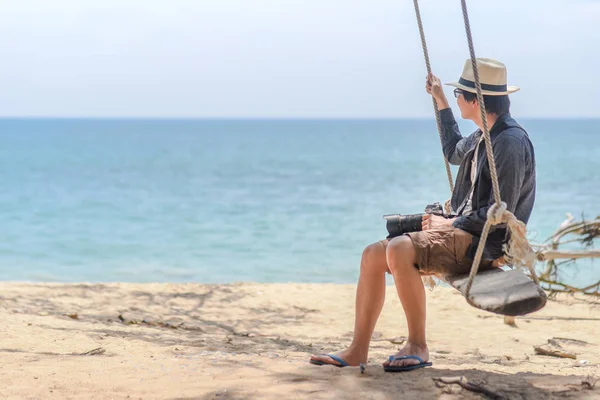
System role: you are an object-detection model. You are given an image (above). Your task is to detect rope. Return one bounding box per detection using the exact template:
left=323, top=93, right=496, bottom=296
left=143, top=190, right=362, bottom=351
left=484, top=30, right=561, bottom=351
left=459, top=0, right=538, bottom=301
left=459, top=1, right=500, bottom=206
left=412, top=0, right=454, bottom=195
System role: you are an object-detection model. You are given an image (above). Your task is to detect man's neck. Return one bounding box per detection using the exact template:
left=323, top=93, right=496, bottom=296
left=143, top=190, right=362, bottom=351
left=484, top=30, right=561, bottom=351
left=473, top=113, right=498, bottom=132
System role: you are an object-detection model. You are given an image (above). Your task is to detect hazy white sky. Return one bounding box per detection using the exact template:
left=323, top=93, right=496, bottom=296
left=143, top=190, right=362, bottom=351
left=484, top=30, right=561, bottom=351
left=0, top=0, right=598, bottom=118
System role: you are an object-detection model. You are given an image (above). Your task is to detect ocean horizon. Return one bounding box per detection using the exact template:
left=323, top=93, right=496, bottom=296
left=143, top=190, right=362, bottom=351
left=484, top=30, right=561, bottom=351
left=0, top=117, right=598, bottom=288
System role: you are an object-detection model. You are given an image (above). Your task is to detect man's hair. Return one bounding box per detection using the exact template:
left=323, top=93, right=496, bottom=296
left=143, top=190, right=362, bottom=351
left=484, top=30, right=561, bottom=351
left=461, top=91, right=511, bottom=115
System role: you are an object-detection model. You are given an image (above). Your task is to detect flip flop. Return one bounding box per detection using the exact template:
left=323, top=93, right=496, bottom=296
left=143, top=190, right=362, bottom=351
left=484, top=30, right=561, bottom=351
left=309, top=354, right=350, bottom=367
left=383, top=355, right=432, bottom=372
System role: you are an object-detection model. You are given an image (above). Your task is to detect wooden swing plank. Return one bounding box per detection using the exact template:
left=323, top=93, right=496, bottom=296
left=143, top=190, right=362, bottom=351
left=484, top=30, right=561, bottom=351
left=444, top=269, right=547, bottom=316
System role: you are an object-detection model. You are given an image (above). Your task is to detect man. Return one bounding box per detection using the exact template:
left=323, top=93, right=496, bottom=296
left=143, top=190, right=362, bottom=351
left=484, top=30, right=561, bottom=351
left=310, top=58, right=536, bottom=371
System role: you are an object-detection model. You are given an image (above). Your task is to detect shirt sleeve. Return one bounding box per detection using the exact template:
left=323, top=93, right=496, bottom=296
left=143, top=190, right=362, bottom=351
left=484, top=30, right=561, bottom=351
left=440, top=108, right=472, bottom=165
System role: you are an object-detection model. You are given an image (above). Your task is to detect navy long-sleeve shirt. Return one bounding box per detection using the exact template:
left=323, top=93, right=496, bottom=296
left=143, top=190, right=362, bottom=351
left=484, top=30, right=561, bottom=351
left=439, top=108, right=537, bottom=261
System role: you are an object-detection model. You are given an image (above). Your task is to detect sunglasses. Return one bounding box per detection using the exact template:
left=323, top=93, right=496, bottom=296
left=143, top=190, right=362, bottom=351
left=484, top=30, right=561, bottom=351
left=453, top=88, right=464, bottom=98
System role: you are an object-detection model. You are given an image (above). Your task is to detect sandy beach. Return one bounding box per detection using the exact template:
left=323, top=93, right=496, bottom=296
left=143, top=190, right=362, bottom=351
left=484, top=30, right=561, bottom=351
left=1, top=282, right=599, bottom=399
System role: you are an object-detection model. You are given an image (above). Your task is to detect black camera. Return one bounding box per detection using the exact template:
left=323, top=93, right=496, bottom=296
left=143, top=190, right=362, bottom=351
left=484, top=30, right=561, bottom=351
left=383, top=202, right=445, bottom=239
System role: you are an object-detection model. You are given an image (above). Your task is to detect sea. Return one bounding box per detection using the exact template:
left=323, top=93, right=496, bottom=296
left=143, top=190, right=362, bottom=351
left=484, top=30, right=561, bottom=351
left=0, top=118, right=598, bottom=287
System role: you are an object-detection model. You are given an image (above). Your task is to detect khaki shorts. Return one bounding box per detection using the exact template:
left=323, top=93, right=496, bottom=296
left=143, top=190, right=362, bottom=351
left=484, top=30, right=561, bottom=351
left=405, top=227, right=493, bottom=275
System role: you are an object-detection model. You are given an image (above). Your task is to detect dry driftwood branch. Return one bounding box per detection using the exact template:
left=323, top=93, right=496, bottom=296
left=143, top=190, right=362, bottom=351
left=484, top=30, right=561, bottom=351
left=532, top=215, right=600, bottom=296
left=581, top=376, right=598, bottom=390
left=79, top=347, right=106, bottom=356
left=433, top=376, right=506, bottom=400
left=534, top=343, right=576, bottom=359
left=549, top=216, right=600, bottom=245
left=537, top=250, right=600, bottom=262
left=538, top=278, right=600, bottom=296
left=533, top=337, right=593, bottom=360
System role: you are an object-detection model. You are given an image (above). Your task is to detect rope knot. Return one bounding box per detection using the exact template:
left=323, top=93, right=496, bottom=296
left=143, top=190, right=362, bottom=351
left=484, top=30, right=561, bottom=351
left=487, top=201, right=507, bottom=226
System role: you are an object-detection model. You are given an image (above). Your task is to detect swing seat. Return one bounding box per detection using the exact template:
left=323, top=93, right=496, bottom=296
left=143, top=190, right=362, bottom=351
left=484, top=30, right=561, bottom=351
left=444, top=268, right=547, bottom=316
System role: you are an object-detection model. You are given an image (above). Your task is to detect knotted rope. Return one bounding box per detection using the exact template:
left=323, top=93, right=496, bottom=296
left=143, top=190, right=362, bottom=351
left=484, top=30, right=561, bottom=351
left=459, top=0, right=538, bottom=302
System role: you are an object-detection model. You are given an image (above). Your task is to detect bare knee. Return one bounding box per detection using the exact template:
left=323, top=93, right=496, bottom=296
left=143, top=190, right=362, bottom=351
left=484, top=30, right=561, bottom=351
left=386, top=236, right=416, bottom=273
left=386, top=236, right=412, bottom=257
left=361, top=241, right=388, bottom=274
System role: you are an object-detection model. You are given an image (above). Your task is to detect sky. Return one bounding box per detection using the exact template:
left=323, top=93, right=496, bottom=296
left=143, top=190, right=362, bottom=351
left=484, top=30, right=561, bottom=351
left=0, top=0, right=598, bottom=118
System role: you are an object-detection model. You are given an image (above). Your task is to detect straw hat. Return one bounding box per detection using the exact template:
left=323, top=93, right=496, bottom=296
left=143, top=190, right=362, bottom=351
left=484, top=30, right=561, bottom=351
left=446, top=58, right=519, bottom=96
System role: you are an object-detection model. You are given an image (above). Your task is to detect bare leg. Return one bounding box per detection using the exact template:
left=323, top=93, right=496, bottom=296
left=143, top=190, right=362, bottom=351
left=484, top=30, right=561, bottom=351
left=310, top=240, right=389, bottom=366
left=383, top=236, right=429, bottom=368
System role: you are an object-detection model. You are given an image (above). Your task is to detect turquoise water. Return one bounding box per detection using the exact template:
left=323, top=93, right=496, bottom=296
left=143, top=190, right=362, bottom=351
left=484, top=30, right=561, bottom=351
left=0, top=118, right=598, bottom=285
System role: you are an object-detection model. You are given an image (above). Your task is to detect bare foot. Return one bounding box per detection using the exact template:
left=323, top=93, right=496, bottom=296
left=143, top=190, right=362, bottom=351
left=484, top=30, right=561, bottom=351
left=382, top=342, right=429, bottom=368
left=309, top=349, right=367, bottom=367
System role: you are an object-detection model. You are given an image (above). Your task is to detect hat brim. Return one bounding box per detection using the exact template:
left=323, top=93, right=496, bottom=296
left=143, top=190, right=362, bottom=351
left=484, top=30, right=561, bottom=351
left=445, top=82, right=520, bottom=96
